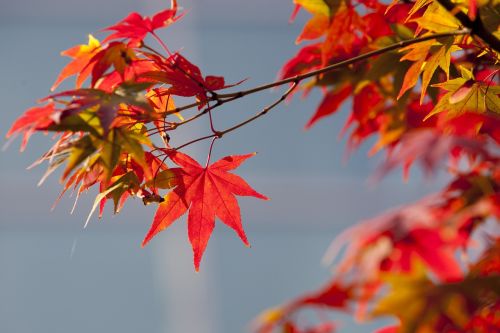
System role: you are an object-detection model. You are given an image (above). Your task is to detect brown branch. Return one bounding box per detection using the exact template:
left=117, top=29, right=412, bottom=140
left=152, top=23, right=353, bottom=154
left=219, top=81, right=298, bottom=137
left=171, top=82, right=298, bottom=151
left=174, top=133, right=216, bottom=151
left=160, top=29, right=470, bottom=118
left=435, top=0, right=500, bottom=53
left=152, top=29, right=472, bottom=151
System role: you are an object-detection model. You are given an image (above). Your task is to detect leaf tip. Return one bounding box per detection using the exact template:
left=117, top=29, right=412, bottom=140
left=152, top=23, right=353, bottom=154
left=141, top=237, right=150, bottom=248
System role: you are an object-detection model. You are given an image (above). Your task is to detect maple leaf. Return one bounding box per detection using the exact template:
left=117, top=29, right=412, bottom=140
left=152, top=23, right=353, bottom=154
left=293, top=0, right=332, bottom=44
left=87, top=42, right=137, bottom=87
left=429, top=67, right=500, bottom=119
left=376, top=129, right=490, bottom=180
left=51, top=34, right=101, bottom=91
left=147, top=88, right=182, bottom=120
left=411, top=1, right=460, bottom=34
left=292, top=280, right=352, bottom=309
left=396, top=39, right=434, bottom=99
left=372, top=261, right=438, bottom=332
left=397, top=37, right=461, bottom=102
left=470, top=237, right=500, bottom=277
left=322, top=7, right=367, bottom=62
left=142, top=52, right=243, bottom=109
left=96, top=59, right=158, bottom=92
left=306, top=84, right=352, bottom=128
left=103, top=0, right=181, bottom=47
left=142, top=151, right=268, bottom=270
left=46, top=83, right=153, bottom=135
left=280, top=43, right=322, bottom=80
left=373, top=260, right=500, bottom=333
left=6, top=103, right=59, bottom=151
left=141, top=53, right=209, bottom=95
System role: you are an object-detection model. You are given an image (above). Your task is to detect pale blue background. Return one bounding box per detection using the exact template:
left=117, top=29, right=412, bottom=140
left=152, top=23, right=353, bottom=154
left=0, top=1, right=444, bottom=332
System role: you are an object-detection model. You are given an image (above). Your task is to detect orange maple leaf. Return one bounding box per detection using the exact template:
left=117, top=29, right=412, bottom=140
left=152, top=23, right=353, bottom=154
left=142, top=151, right=268, bottom=270
left=51, top=34, right=101, bottom=91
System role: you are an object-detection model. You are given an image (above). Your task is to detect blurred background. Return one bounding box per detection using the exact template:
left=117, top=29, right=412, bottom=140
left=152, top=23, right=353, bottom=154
left=0, top=1, right=446, bottom=332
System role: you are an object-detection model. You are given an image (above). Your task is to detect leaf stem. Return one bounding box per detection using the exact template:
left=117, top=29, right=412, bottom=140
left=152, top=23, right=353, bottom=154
left=204, top=137, right=217, bottom=168
left=151, top=32, right=173, bottom=57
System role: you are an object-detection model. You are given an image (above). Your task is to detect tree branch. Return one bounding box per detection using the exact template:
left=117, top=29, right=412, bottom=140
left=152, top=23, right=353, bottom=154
left=150, top=29, right=473, bottom=152
left=161, top=29, right=470, bottom=118
left=436, top=0, right=500, bottom=53
left=171, top=81, right=298, bottom=151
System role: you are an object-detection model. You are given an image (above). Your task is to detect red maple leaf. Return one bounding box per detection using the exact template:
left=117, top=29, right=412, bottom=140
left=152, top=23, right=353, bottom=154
left=86, top=42, right=137, bottom=87
left=142, top=151, right=268, bottom=270
left=6, top=103, right=59, bottom=151
left=306, top=84, right=352, bottom=129
left=294, top=280, right=351, bottom=309
left=143, top=52, right=243, bottom=109
left=280, top=43, right=322, bottom=80
left=103, top=0, right=181, bottom=47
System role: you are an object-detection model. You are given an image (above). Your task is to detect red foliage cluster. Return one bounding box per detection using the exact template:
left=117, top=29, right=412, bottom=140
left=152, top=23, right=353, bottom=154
left=6, top=0, right=500, bottom=331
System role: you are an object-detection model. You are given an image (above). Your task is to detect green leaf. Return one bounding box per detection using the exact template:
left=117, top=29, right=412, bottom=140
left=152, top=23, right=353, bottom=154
left=109, top=171, right=140, bottom=213
left=116, top=128, right=147, bottom=168
left=62, top=135, right=96, bottom=180
left=99, top=129, right=121, bottom=178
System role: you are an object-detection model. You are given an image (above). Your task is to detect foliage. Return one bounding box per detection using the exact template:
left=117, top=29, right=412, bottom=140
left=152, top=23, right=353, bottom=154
left=6, top=0, right=500, bottom=331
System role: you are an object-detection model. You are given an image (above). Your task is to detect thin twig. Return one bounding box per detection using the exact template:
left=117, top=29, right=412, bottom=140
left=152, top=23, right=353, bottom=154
left=159, top=29, right=470, bottom=118
left=174, top=134, right=217, bottom=151
left=219, top=81, right=298, bottom=136
left=215, top=30, right=471, bottom=99
left=171, top=81, right=298, bottom=151
left=154, top=30, right=471, bottom=151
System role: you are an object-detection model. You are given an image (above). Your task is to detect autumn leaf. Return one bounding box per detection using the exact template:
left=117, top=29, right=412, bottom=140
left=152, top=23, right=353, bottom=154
left=372, top=261, right=437, bottom=332
left=322, top=7, right=367, bottom=61
left=305, top=84, right=352, bottom=128
left=375, top=129, right=490, bottom=179
left=142, top=52, right=240, bottom=108
left=294, top=0, right=332, bottom=17
left=103, top=0, right=181, bottom=47
left=142, top=151, right=268, bottom=271
left=280, top=43, right=322, bottom=79
left=51, top=34, right=101, bottom=91
left=396, top=39, right=434, bottom=99
left=427, top=67, right=500, bottom=119
left=87, top=42, right=137, bottom=87
left=293, top=0, right=333, bottom=44
left=6, top=103, right=59, bottom=151
left=411, top=1, right=460, bottom=34
left=293, top=280, right=352, bottom=309
left=96, top=59, right=158, bottom=92
left=146, top=88, right=182, bottom=139
left=46, top=83, right=153, bottom=135
left=373, top=260, right=500, bottom=333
